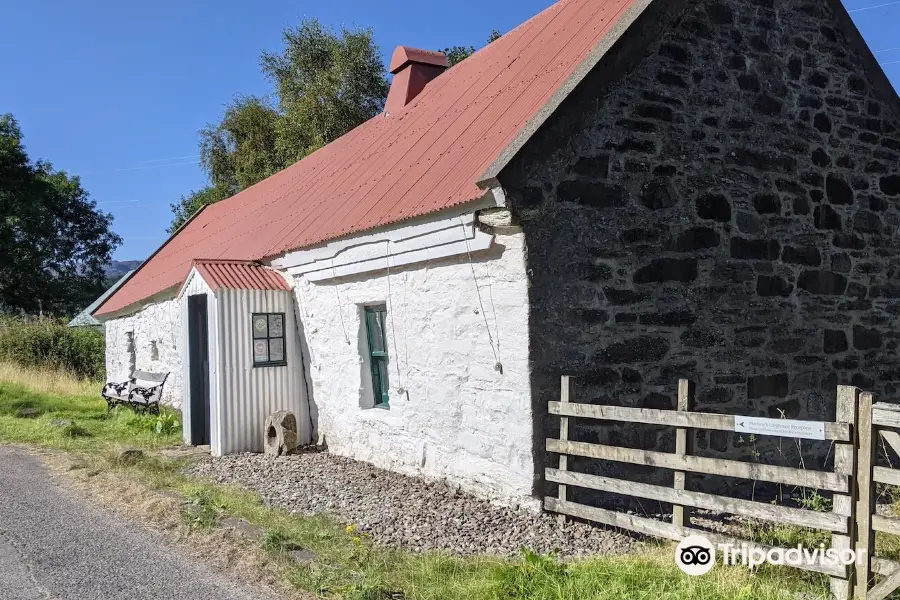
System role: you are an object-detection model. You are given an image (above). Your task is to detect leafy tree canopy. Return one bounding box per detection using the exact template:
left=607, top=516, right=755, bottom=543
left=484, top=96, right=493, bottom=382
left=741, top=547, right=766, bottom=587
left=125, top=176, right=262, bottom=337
left=0, top=114, right=122, bottom=316
left=169, top=22, right=502, bottom=232
left=442, top=30, right=502, bottom=67
left=170, top=19, right=389, bottom=232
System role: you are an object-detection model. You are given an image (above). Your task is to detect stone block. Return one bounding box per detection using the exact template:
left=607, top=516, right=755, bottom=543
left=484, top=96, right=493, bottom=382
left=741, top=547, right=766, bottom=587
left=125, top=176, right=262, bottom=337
left=264, top=411, right=298, bottom=458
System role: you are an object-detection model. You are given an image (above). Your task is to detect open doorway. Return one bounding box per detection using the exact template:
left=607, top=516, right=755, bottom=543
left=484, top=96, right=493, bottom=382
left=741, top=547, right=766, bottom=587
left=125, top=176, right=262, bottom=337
left=187, top=294, right=211, bottom=445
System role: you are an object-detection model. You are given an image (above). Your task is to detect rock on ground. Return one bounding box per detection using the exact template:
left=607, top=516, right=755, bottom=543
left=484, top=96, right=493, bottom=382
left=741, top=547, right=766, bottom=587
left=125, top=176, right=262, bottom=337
left=186, top=451, right=635, bottom=558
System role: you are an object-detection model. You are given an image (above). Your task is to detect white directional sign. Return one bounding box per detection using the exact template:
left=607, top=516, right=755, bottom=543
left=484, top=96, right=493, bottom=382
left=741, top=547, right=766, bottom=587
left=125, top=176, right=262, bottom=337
left=733, top=416, right=825, bottom=441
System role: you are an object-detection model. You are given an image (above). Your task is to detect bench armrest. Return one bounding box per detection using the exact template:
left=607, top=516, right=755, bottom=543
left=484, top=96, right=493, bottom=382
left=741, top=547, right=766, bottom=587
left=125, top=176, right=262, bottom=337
left=128, top=384, right=164, bottom=405
left=102, top=381, right=131, bottom=397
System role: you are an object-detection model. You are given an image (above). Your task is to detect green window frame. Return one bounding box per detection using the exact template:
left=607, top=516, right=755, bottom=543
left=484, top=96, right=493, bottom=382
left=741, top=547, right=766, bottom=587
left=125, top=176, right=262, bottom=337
left=364, top=306, right=389, bottom=406
left=251, top=313, right=287, bottom=368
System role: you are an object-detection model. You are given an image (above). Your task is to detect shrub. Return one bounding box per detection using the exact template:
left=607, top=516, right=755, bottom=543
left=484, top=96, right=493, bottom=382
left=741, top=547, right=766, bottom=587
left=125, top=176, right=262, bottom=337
left=60, top=421, right=92, bottom=438
left=125, top=410, right=181, bottom=436
left=261, top=529, right=290, bottom=553
left=181, top=490, right=221, bottom=530
left=0, top=317, right=104, bottom=380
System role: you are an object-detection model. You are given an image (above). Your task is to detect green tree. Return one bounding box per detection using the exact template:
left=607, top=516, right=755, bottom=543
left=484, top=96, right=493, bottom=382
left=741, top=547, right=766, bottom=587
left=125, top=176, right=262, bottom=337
left=170, top=21, right=502, bottom=231
left=261, top=19, right=390, bottom=161
left=169, top=18, right=390, bottom=231
left=0, top=114, right=121, bottom=315
left=200, top=96, right=282, bottom=198
left=168, top=185, right=228, bottom=234
left=442, top=30, right=502, bottom=67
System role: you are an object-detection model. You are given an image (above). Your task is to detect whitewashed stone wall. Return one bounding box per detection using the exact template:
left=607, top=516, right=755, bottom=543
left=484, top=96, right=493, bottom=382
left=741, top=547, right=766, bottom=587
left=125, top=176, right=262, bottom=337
left=293, top=232, right=535, bottom=506
left=104, top=297, right=183, bottom=409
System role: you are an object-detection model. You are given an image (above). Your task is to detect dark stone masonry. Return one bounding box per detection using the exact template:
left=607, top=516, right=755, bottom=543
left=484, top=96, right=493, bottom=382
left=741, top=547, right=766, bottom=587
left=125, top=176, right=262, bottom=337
left=498, top=0, right=900, bottom=499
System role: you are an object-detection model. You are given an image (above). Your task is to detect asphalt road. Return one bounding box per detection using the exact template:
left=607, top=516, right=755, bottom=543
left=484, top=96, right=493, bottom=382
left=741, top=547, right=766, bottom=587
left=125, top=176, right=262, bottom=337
left=0, top=446, right=279, bottom=600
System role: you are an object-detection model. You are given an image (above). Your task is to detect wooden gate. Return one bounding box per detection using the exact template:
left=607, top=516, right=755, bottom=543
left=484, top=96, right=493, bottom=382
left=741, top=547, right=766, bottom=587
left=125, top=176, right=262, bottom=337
left=856, top=400, right=900, bottom=600
left=545, top=377, right=870, bottom=598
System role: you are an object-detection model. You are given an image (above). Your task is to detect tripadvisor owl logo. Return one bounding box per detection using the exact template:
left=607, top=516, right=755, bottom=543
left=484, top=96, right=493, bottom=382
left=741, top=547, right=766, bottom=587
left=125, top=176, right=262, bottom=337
left=675, top=535, right=716, bottom=576
left=675, top=535, right=866, bottom=574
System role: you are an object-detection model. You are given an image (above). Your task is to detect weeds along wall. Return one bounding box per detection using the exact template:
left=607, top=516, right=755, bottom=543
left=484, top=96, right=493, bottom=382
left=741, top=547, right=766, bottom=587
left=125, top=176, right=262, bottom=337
left=0, top=317, right=105, bottom=380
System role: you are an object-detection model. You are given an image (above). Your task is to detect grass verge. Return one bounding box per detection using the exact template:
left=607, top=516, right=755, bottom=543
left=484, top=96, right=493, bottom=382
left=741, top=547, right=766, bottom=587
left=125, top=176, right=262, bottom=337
left=0, top=374, right=181, bottom=451
left=66, top=453, right=832, bottom=600
left=0, top=364, right=835, bottom=599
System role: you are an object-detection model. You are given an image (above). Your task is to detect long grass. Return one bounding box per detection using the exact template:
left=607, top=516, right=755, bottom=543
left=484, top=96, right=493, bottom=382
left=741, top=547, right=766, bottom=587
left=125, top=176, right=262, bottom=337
left=0, top=363, right=831, bottom=600
left=0, top=361, right=99, bottom=397
left=0, top=318, right=105, bottom=380
left=0, top=363, right=180, bottom=451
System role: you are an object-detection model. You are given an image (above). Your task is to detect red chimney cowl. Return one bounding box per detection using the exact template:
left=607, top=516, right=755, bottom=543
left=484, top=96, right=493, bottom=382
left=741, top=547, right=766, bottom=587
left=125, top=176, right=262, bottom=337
left=384, top=46, right=449, bottom=116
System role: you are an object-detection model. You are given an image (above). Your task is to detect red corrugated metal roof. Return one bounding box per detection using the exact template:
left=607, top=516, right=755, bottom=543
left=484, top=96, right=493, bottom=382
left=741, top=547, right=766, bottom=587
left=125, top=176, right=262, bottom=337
left=96, top=0, right=641, bottom=316
left=192, top=260, right=291, bottom=292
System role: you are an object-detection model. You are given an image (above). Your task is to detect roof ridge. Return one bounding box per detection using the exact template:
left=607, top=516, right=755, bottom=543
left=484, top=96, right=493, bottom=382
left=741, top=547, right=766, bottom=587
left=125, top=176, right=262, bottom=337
left=193, top=258, right=263, bottom=265
left=96, top=0, right=646, bottom=316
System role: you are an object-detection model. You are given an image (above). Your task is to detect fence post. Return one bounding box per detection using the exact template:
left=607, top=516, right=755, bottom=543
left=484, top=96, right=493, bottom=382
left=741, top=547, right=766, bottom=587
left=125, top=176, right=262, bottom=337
left=673, top=379, right=694, bottom=528
left=853, top=391, right=876, bottom=600
left=557, top=376, right=574, bottom=525
left=832, top=385, right=859, bottom=600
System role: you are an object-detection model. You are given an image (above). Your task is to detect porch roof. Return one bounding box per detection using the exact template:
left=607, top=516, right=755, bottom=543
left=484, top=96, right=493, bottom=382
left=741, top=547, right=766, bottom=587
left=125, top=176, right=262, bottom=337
left=192, top=259, right=291, bottom=293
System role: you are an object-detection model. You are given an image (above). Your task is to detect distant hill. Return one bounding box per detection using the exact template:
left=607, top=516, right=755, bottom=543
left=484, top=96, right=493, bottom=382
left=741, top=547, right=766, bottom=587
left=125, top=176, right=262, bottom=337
left=103, top=260, right=142, bottom=288
left=104, top=260, right=142, bottom=280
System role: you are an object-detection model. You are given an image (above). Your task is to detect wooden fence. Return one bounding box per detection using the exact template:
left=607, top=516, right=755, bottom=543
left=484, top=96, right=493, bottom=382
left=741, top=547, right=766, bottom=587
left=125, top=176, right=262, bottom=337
left=861, top=401, right=900, bottom=600
left=544, top=377, right=900, bottom=600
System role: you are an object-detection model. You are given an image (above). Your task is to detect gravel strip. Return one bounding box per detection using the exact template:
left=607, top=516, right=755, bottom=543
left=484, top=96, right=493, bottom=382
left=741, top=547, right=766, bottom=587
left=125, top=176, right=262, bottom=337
left=186, top=451, right=636, bottom=558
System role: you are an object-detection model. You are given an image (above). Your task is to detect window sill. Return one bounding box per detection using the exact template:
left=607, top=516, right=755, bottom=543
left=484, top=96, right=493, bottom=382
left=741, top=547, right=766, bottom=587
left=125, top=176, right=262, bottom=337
left=252, top=361, right=288, bottom=368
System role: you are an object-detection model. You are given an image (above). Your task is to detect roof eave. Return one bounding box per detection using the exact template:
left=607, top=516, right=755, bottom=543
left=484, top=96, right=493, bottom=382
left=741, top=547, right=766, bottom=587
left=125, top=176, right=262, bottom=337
left=92, top=204, right=212, bottom=318
left=92, top=284, right=182, bottom=322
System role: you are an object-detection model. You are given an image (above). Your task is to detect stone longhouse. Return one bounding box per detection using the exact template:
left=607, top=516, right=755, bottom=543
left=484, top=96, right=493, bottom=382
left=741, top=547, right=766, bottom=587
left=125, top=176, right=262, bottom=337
left=93, top=0, right=900, bottom=507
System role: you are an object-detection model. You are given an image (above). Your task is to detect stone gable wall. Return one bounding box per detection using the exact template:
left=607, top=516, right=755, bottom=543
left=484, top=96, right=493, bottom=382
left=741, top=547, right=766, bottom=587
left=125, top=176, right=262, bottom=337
left=500, top=0, right=900, bottom=497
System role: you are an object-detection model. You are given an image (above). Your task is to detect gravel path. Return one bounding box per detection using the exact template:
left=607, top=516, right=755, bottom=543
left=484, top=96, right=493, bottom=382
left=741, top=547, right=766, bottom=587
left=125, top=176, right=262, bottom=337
left=186, top=451, right=635, bottom=558
left=0, top=446, right=281, bottom=600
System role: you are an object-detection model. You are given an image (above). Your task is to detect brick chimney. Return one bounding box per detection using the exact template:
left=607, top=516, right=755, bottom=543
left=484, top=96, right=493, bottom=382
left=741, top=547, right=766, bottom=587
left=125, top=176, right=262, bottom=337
left=384, top=46, right=449, bottom=116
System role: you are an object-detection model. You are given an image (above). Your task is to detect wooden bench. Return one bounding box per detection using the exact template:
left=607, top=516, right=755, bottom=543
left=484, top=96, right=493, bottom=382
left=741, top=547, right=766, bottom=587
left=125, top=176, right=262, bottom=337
left=101, top=370, right=169, bottom=415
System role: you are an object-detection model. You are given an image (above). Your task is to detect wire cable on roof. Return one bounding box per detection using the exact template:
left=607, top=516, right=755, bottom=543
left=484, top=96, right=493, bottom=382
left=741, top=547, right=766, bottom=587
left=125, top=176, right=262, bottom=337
left=398, top=265, right=410, bottom=383
left=458, top=216, right=501, bottom=373
left=384, top=240, right=404, bottom=392
left=484, top=259, right=501, bottom=359
left=139, top=154, right=201, bottom=164
left=77, top=160, right=200, bottom=176
left=331, top=260, right=351, bottom=345
left=848, top=0, right=900, bottom=12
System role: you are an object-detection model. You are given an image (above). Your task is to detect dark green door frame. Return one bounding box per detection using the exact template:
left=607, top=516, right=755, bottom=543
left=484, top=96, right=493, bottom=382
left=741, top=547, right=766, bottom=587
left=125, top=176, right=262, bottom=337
left=364, top=306, right=389, bottom=406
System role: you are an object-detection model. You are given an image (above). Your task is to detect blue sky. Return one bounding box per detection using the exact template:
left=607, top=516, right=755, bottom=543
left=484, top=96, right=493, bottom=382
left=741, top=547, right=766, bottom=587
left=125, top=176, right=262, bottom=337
left=1, top=0, right=898, bottom=261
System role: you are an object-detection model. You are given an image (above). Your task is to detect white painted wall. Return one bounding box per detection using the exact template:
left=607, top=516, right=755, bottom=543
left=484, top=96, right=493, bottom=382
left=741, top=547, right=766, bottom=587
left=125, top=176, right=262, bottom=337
left=104, top=297, right=183, bottom=409
left=292, top=231, right=535, bottom=506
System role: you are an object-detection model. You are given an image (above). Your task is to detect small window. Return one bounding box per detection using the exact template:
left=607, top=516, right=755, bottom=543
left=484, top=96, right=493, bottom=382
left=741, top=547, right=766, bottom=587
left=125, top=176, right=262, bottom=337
left=126, top=331, right=136, bottom=372
left=364, top=306, right=389, bottom=406
left=252, top=313, right=287, bottom=367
